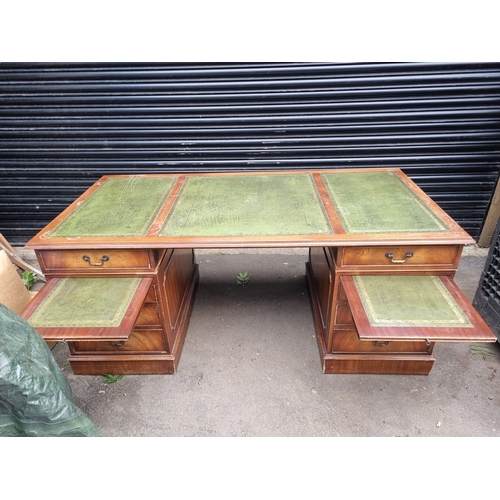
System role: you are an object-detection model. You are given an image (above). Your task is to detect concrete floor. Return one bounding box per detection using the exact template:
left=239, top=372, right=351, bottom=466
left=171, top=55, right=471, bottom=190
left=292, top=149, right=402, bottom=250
left=18, top=245, right=500, bottom=438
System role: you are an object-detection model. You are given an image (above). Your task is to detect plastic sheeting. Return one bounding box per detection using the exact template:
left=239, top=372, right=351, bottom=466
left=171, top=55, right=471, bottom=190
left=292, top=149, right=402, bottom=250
left=0, top=303, right=101, bottom=436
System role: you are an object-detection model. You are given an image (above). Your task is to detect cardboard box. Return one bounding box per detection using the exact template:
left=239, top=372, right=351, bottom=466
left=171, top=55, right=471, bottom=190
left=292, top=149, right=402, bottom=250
left=0, top=249, right=36, bottom=314
left=0, top=249, right=55, bottom=348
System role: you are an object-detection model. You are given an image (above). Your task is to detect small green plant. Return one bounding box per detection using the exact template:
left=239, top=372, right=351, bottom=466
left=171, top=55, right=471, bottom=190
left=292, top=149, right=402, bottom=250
left=22, top=271, right=38, bottom=290
left=103, top=374, right=124, bottom=384
left=236, top=271, right=250, bottom=287
left=470, top=344, right=498, bottom=360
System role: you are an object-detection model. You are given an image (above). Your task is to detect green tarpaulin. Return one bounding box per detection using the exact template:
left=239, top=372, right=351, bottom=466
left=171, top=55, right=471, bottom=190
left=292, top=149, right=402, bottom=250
left=0, top=303, right=101, bottom=437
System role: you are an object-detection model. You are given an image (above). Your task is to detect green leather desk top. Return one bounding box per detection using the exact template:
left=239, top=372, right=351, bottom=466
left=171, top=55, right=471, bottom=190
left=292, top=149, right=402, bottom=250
left=23, top=276, right=154, bottom=341
left=159, top=173, right=332, bottom=237
left=322, top=171, right=449, bottom=234
left=352, top=275, right=473, bottom=328
left=340, top=274, right=496, bottom=342
left=27, top=169, right=473, bottom=249
left=28, top=277, right=142, bottom=328
left=48, top=177, right=176, bottom=238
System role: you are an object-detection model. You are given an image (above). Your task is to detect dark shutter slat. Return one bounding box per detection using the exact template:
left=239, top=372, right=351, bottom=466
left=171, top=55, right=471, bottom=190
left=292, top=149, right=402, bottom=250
left=1, top=62, right=499, bottom=245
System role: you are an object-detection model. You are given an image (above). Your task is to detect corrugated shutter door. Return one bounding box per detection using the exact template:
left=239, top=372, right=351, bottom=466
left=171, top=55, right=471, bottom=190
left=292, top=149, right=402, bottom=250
left=1, top=62, right=499, bottom=245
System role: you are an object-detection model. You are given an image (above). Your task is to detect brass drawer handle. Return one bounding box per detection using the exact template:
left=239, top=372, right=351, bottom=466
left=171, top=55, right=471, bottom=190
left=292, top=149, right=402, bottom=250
left=372, top=341, right=389, bottom=347
left=82, top=255, right=110, bottom=266
left=385, top=251, right=413, bottom=263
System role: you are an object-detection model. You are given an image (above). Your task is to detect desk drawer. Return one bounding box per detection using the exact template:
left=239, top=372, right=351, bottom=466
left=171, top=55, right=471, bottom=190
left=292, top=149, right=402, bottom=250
left=332, top=329, right=432, bottom=354
left=135, top=303, right=162, bottom=327
left=338, top=245, right=461, bottom=269
left=38, top=249, right=162, bottom=273
left=333, top=282, right=354, bottom=328
left=71, top=329, right=166, bottom=353
left=334, top=302, right=354, bottom=328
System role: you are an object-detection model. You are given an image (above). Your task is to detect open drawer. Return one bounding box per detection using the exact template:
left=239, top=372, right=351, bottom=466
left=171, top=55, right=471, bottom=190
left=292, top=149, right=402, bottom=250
left=340, top=275, right=497, bottom=343
left=21, top=276, right=153, bottom=342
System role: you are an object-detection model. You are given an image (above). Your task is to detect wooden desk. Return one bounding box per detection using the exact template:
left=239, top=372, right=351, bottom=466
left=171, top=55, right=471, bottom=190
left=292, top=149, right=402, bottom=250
left=21, top=169, right=497, bottom=375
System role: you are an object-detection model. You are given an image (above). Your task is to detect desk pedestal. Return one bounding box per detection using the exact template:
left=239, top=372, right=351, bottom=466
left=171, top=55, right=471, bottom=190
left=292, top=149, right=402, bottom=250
left=25, top=248, right=199, bottom=375
left=306, top=245, right=495, bottom=375
left=305, top=260, right=435, bottom=375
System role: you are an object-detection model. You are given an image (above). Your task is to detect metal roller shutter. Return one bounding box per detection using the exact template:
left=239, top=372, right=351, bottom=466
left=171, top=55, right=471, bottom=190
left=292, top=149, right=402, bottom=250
left=1, top=62, right=499, bottom=245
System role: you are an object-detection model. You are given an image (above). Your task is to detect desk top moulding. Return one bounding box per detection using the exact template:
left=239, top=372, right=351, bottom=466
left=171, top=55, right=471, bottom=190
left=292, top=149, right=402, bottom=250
left=25, top=169, right=474, bottom=250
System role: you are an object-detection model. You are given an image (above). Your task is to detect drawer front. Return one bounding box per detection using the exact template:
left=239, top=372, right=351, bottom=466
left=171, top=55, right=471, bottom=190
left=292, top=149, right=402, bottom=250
left=333, top=282, right=354, bottom=328
left=334, top=302, right=354, bottom=328
left=38, top=249, right=158, bottom=273
left=339, top=245, right=460, bottom=268
left=331, top=329, right=432, bottom=354
left=135, top=303, right=162, bottom=327
left=337, top=281, right=347, bottom=301
left=71, top=329, right=166, bottom=353
left=144, top=285, right=158, bottom=303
